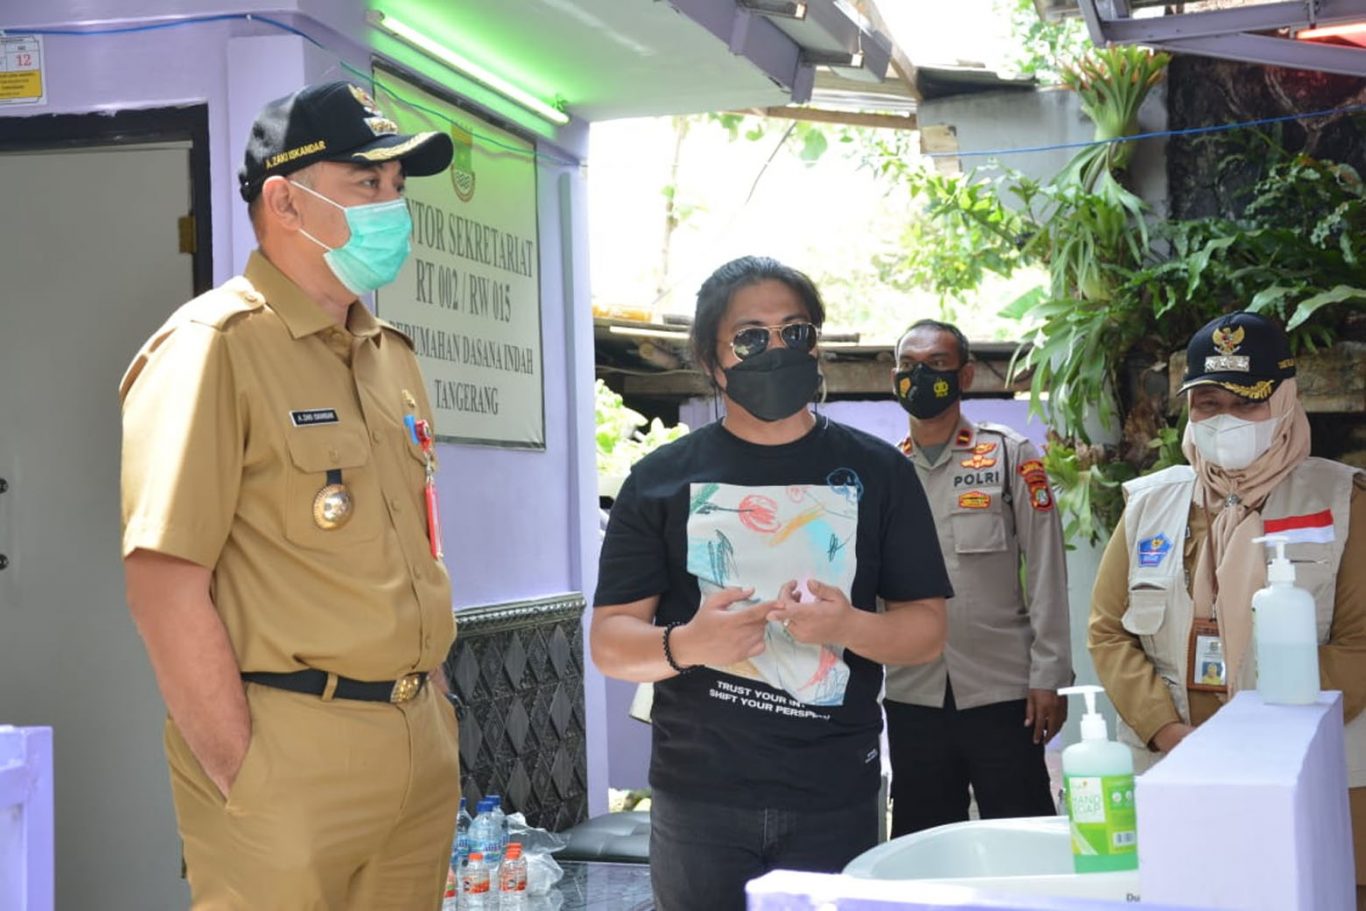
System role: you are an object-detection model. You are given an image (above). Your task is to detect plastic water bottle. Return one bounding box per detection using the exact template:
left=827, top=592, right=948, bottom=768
left=498, top=842, right=527, bottom=909
left=454, top=796, right=473, bottom=870
left=488, top=794, right=509, bottom=858
left=462, top=851, right=491, bottom=910
left=471, top=799, right=501, bottom=867
left=441, top=864, right=459, bottom=911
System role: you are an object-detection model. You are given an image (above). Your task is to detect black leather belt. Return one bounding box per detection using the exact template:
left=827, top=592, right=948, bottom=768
left=242, top=669, right=427, bottom=704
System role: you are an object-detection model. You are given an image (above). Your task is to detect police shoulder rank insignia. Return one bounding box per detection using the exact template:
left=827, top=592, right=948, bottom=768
left=1018, top=458, right=1054, bottom=512
left=955, top=428, right=973, bottom=447
left=1137, top=533, right=1172, bottom=568
left=958, top=490, right=991, bottom=509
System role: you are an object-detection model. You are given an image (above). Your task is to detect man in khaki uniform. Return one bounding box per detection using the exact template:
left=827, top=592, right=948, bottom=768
left=1089, top=311, right=1366, bottom=903
left=883, top=319, right=1072, bottom=836
left=121, top=82, right=460, bottom=909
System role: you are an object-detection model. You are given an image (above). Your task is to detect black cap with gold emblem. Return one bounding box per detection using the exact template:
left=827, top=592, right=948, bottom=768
left=238, top=81, right=453, bottom=202
left=1179, top=311, right=1296, bottom=401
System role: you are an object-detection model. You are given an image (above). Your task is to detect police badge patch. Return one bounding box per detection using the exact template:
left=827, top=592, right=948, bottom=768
left=1018, top=459, right=1054, bottom=512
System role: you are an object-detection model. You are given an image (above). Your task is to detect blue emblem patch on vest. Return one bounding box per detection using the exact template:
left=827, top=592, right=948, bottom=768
left=1137, top=533, right=1172, bottom=568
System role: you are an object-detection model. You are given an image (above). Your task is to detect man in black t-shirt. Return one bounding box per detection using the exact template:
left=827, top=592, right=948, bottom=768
left=592, top=256, right=952, bottom=911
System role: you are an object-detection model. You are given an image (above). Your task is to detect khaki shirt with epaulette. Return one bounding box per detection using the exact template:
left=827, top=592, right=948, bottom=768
left=120, top=250, right=454, bottom=681
left=885, top=417, right=1072, bottom=709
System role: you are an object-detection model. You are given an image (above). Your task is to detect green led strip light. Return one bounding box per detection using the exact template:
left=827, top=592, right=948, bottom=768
left=372, top=11, right=570, bottom=126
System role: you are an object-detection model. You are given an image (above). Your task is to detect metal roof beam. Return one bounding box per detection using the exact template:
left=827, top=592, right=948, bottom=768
left=1098, top=0, right=1366, bottom=44
left=1153, top=30, right=1366, bottom=77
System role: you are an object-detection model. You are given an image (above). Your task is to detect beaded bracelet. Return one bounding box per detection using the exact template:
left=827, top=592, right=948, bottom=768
left=662, top=622, right=699, bottom=674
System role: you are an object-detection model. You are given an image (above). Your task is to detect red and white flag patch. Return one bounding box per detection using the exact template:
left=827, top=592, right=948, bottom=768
left=1263, top=509, right=1334, bottom=545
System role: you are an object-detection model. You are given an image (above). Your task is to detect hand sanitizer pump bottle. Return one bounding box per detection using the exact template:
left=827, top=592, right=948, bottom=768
left=1252, top=534, right=1320, bottom=706
left=1059, top=685, right=1138, bottom=873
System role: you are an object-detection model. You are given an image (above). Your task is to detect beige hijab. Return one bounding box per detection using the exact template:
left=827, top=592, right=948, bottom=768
left=1181, top=379, right=1312, bottom=692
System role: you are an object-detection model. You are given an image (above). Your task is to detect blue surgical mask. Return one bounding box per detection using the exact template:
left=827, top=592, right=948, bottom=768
left=291, top=180, right=412, bottom=294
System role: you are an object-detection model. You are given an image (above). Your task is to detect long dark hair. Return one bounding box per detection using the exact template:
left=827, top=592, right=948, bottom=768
left=689, top=256, right=826, bottom=383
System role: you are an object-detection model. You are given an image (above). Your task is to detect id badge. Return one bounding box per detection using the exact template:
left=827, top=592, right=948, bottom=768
left=1187, top=617, right=1227, bottom=692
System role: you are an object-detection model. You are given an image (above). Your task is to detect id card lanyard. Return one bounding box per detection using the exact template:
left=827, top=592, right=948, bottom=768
left=404, top=414, right=444, bottom=560
left=1188, top=512, right=1227, bottom=693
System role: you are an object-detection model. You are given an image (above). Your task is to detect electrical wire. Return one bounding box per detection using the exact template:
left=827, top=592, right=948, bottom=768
left=920, top=100, right=1366, bottom=160
left=16, top=14, right=1366, bottom=167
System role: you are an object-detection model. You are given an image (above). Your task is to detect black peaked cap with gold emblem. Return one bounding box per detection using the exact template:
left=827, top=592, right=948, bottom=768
left=238, top=81, right=453, bottom=202
left=1179, top=311, right=1296, bottom=401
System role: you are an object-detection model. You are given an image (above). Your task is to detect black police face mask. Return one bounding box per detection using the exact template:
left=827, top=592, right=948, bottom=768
left=722, top=347, right=820, bottom=422
left=894, top=363, right=962, bottom=419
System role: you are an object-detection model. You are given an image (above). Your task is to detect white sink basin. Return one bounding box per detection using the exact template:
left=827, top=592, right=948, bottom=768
left=844, top=816, right=1141, bottom=902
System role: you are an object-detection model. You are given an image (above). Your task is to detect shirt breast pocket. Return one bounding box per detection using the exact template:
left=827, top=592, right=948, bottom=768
left=951, top=509, right=1008, bottom=555
left=283, top=428, right=382, bottom=548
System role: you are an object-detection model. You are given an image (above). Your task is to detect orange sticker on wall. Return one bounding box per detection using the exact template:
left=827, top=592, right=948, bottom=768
left=958, top=490, right=991, bottom=509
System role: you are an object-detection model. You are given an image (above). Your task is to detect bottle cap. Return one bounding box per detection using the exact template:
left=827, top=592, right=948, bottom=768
left=1059, top=684, right=1108, bottom=741
left=1252, top=534, right=1295, bottom=584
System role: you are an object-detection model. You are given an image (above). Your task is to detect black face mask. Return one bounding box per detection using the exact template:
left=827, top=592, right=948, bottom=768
left=894, top=363, right=961, bottom=419
left=722, top=346, right=820, bottom=422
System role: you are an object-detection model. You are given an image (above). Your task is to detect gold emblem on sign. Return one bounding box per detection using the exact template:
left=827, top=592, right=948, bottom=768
left=312, top=483, right=354, bottom=530
left=1212, top=325, right=1245, bottom=356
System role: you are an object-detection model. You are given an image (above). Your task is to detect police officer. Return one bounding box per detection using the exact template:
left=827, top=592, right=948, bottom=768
left=121, top=82, right=460, bottom=909
left=1089, top=311, right=1366, bottom=899
left=883, top=319, right=1072, bottom=836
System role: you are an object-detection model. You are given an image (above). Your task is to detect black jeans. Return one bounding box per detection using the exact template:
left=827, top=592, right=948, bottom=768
left=648, top=787, right=879, bottom=911
left=885, top=680, right=1057, bottom=838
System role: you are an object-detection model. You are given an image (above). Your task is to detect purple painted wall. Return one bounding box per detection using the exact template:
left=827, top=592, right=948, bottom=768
left=679, top=397, right=1047, bottom=451
left=5, top=0, right=596, bottom=610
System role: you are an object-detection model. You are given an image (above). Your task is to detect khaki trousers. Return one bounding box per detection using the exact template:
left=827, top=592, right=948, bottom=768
left=165, top=680, right=461, bottom=910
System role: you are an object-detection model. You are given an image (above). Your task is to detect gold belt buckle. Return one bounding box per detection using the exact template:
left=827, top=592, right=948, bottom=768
left=390, top=673, right=423, bottom=704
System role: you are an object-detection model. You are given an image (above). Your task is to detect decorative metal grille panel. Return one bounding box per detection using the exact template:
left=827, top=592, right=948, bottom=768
left=443, top=593, right=588, bottom=832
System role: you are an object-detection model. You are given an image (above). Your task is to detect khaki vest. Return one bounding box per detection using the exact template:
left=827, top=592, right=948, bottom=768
left=1119, top=459, right=1366, bottom=785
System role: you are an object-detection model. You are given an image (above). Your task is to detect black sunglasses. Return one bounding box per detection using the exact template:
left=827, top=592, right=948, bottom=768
left=730, top=321, right=818, bottom=361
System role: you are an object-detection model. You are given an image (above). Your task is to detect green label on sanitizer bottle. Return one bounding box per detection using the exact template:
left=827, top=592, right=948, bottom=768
left=1065, top=774, right=1138, bottom=872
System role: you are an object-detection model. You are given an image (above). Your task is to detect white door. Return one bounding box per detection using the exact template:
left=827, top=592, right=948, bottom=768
left=0, top=142, right=197, bottom=909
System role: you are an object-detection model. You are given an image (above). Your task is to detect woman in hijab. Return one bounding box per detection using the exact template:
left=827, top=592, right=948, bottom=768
left=1089, top=310, right=1366, bottom=895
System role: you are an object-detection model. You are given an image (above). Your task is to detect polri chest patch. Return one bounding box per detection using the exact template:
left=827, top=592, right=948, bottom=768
left=953, top=469, right=1001, bottom=489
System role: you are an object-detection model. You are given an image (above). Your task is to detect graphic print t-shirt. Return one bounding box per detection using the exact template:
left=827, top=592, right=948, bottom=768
left=594, top=418, right=952, bottom=810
